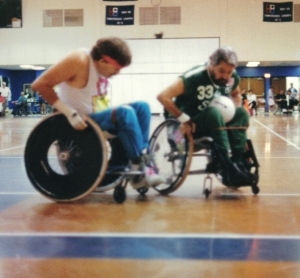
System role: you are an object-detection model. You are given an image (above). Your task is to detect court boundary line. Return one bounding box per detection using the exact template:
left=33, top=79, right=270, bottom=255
left=0, top=232, right=299, bottom=240
left=254, top=118, right=300, bottom=150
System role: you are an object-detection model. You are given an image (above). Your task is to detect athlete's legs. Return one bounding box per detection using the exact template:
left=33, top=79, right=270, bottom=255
left=91, top=103, right=165, bottom=188
left=193, top=106, right=231, bottom=164
left=128, top=101, right=151, bottom=151
left=90, top=105, right=145, bottom=161
left=193, top=106, right=256, bottom=186
left=226, top=107, right=249, bottom=163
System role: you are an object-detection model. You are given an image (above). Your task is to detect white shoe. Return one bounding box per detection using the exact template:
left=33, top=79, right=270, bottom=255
left=130, top=166, right=166, bottom=189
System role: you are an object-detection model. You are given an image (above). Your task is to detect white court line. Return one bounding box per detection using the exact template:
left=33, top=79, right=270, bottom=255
left=254, top=119, right=300, bottom=150
left=0, top=231, right=299, bottom=240
left=0, top=192, right=37, bottom=195
left=0, top=145, right=25, bottom=152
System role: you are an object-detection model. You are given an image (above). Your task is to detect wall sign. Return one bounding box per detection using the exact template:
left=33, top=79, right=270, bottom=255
left=105, top=5, right=134, bottom=25
left=0, top=0, right=22, bottom=28
left=263, top=2, right=293, bottom=22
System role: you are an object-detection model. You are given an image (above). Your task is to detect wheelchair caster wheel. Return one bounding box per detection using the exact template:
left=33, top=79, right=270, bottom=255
left=252, top=185, right=260, bottom=195
left=113, top=186, right=126, bottom=203
left=137, top=187, right=148, bottom=196
left=204, top=188, right=211, bottom=199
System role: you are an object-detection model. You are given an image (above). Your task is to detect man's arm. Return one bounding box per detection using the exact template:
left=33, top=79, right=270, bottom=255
left=157, top=77, right=185, bottom=118
left=31, top=50, right=88, bottom=130
left=157, top=77, right=195, bottom=135
left=230, top=85, right=242, bottom=107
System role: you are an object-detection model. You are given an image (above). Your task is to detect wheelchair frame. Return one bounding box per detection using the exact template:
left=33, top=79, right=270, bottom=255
left=149, top=118, right=260, bottom=198
left=24, top=114, right=259, bottom=204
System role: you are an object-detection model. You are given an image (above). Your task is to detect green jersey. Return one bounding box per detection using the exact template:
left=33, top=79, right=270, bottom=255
left=174, top=65, right=240, bottom=118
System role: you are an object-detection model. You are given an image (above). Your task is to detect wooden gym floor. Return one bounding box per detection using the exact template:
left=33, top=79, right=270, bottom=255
left=0, top=111, right=300, bottom=278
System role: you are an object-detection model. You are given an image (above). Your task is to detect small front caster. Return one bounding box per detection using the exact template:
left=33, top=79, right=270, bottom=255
left=137, top=187, right=148, bottom=196
left=251, top=185, right=260, bottom=195
left=204, top=188, right=211, bottom=199
left=113, top=185, right=126, bottom=203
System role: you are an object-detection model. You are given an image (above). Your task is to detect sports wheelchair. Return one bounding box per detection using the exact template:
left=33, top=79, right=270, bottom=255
left=24, top=114, right=259, bottom=204
left=149, top=118, right=259, bottom=198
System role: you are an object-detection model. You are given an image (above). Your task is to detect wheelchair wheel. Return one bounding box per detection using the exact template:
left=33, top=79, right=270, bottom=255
left=24, top=113, right=108, bottom=202
left=244, top=139, right=259, bottom=181
left=149, top=119, right=193, bottom=195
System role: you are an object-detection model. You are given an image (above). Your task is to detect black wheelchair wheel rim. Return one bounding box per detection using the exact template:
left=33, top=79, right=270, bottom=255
left=24, top=114, right=105, bottom=201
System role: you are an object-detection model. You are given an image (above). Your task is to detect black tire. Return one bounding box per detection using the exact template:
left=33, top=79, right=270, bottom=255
left=204, top=188, right=210, bottom=199
left=149, top=119, right=193, bottom=195
left=24, top=113, right=108, bottom=202
left=252, top=185, right=260, bottom=195
left=113, top=185, right=126, bottom=203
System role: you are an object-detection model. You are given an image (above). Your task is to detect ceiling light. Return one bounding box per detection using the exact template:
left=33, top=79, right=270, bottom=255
left=19, top=64, right=34, bottom=69
left=32, top=66, right=46, bottom=70
left=246, top=61, right=260, bottom=67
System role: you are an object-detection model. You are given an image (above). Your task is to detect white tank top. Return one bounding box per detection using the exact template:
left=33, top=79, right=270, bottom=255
left=57, top=49, right=109, bottom=114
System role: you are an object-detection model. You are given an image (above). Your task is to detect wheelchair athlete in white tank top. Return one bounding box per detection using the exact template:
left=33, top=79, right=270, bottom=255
left=32, top=37, right=165, bottom=189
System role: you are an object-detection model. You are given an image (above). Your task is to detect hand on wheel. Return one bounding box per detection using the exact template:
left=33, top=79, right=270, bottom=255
left=67, top=112, right=87, bottom=130
left=53, top=99, right=87, bottom=130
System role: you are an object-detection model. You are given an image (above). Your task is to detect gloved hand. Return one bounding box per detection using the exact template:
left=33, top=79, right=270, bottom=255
left=52, top=99, right=87, bottom=130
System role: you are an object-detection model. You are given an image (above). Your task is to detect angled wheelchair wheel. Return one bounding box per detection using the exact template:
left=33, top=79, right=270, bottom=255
left=149, top=119, right=193, bottom=195
left=24, top=113, right=108, bottom=202
left=244, top=139, right=260, bottom=194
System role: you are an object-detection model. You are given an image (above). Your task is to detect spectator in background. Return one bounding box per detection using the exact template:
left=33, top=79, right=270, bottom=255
left=24, top=89, right=32, bottom=99
left=288, top=83, right=298, bottom=97
left=11, top=91, right=27, bottom=116
left=247, top=90, right=257, bottom=115
left=241, top=93, right=250, bottom=115
left=267, top=86, right=275, bottom=111
left=0, top=82, right=11, bottom=115
left=286, top=89, right=299, bottom=110
left=0, top=92, right=5, bottom=116
left=286, top=84, right=299, bottom=109
left=275, top=89, right=288, bottom=113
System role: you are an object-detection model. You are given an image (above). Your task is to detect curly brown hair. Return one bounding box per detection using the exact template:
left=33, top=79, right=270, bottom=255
left=91, top=37, right=132, bottom=67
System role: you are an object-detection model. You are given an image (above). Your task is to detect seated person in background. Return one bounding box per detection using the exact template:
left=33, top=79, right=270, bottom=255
left=0, top=92, right=5, bottom=116
left=24, top=90, right=33, bottom=114
left=36, top=93, right=46, bottom=115
left=286, top=89, right=299, bottom=109
left=275, top=89, right=288, bottom=112
left=241, top=92, right=250, bottom=115
left=11, top=92, right=28, bottom=115
left=24, top=90, right=32, bottom=99
left=247, top=90, right=257, bottom=115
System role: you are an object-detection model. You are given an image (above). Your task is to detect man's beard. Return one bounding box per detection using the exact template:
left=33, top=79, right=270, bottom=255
left=210, top=71, right=228, bottom=86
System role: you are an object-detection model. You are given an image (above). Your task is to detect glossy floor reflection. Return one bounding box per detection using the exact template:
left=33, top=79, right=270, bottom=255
left=1, top=113, right=300, bottom=277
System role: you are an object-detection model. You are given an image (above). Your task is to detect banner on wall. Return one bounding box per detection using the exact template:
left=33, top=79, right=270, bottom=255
left=0, top=0, right=22, bottom=28
left=105, top=5, right=134, bottom=25
left=263, top=2, right=293, bottom=22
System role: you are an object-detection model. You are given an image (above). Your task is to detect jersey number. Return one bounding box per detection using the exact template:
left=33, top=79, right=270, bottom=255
left=197, top=85, right=214, bottom=110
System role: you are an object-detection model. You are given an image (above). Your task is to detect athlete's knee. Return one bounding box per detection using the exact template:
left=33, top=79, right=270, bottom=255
left=229, top=107, right=249, bottom=126
left=115, top=105, right=137, bottom=125
left=130, top=101, right=151, bottom=116
left=204, top=106, right=224, bottom=125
